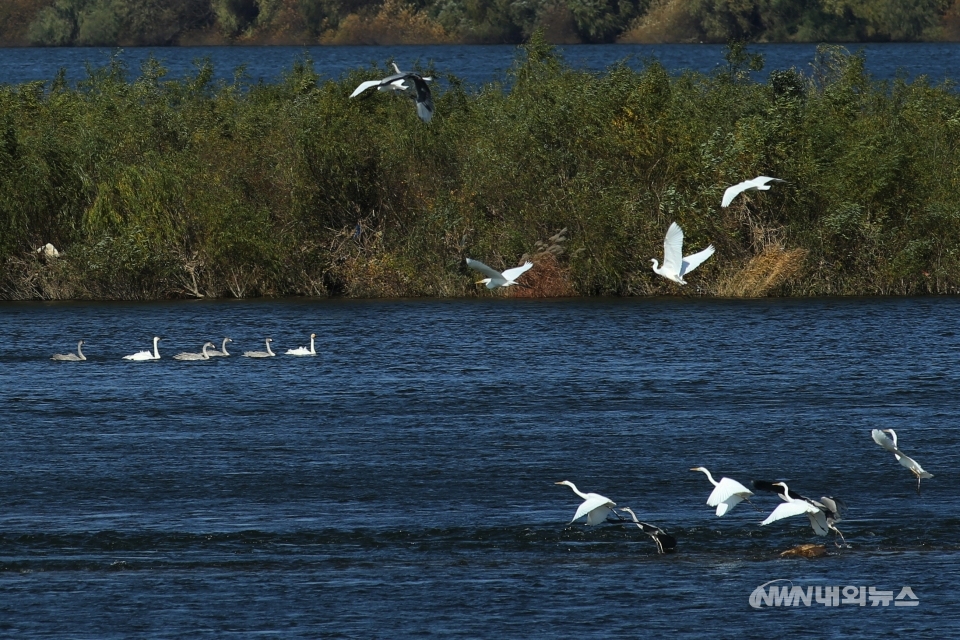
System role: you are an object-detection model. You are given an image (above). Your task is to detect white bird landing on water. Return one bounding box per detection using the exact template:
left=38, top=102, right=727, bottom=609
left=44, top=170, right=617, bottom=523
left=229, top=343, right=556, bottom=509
left=123, top=337, right=161, bottom=361
left=51, top=340, right=86, bottom=361
left=721, top=176, right=785, bottom=207
left=243, top=338, right=275, bottom=358
left=555, top=480, right=616, bottom=526
left=173, top=342, right=216, bottom=361
left=650, top=222, right=715, bottom=285
left=286, top=333, right=317, bottom=356
left=690, top=467, right=753, bottom=516
left=466, top=258, right=534, bottom=290
left=758, top=481, right=847, bottom=546
left=350, top=63, right=434, bottom=123
left=872, top=429, right=933, bottom=495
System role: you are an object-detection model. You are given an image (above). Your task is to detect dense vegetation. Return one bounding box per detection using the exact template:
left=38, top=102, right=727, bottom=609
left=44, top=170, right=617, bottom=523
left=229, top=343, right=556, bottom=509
left=1, top=0, right=960, bottom=46
left=3, top=37, right=960, bottom=300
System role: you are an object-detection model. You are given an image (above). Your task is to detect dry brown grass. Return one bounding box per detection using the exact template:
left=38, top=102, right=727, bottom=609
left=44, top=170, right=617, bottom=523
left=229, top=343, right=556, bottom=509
left=510, top=228, right=577, bottom=298
left=320, top=0, right=452, bottom=45
left=715, top=245, right=809, bottom=298
left=617, top=0, right=700, bottom=44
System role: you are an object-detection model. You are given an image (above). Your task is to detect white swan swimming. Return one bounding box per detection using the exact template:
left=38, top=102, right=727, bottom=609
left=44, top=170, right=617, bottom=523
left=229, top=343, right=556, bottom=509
left=650, top=222, right=715, bottom=285
left=286, top=333, right=317, bottom=356
left=173, top=342, right=216, bottom=361
left=52, top=340, right=86, bottom=361
left=466, top=258, right=534, bottom=289
left=206, top=337, right=232, bottom=357
left=243, top=338, right=275, bottom=358
left=123, top=337, right=162, bottom=361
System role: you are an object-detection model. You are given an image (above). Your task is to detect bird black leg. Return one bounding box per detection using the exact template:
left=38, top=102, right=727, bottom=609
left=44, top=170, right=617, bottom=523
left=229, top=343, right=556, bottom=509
left=744, top=497, right=764, bottom=513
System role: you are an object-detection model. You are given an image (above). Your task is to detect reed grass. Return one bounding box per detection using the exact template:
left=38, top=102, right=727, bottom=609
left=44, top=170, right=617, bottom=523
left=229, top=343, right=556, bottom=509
left=3, top=38, right=960, bottom=300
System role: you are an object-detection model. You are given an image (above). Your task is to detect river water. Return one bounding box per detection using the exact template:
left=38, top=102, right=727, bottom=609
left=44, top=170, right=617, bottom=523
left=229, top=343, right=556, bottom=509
left=0, top=297, right=957, bottom=637
left=1, top=43, right=960, bottom=87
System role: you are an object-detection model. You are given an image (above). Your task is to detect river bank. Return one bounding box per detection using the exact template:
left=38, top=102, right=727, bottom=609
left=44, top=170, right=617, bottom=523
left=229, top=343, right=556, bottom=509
left=2, top=38, right=960, bottom=301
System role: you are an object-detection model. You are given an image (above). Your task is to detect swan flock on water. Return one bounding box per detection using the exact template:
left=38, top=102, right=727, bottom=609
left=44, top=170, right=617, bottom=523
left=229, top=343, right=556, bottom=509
left=53, top=334, right=318, bottom=362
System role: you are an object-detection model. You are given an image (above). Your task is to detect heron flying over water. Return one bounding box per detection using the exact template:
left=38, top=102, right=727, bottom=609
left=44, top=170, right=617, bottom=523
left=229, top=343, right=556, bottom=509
left=555, top=480, right=616, bottom=526
left=871, top=428, right=933, bottom=495
left=618, top=507, right=677, bottom=554
left=690, top=467, right=753, bottom=516
left=756, top=481, right=847, bottom=546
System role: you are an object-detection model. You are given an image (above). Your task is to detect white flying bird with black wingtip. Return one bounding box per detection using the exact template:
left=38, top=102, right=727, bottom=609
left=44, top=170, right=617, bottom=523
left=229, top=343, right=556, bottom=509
left=350, top=63, right=434, bottom=122
left=650, top=222, right=715, bottom=285
left=721, top=176, right=785, bottom=207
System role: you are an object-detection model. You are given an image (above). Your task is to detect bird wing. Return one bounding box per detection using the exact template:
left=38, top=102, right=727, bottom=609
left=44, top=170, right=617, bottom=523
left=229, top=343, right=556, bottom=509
left=350, top=80, right=382, bottom=98
left=407, top=74, right=434, bottom=123
left=721, top=181, right=749, bottom=207
left=661, top=222, right=684, bottom=275
left=761, top=501, right=817, bottom=525
left=465, top=258, right=502, bottom=280
left=897, top=452, right=933, bottom=478
left=757, top=176, right=785, bottom=187
left=751, top=480, right=803, bottom=500
left=807, top=510, right=829, bottom=536
left=501, top=262, right=533, bottom=282
left=817, top=496, right=846, bottom=520
left=572, top=494, right=615, bottom=523
left=707, top=477, right=753, bottom=507
left=871, top=429, right=900, bottom=454
left=680, top=244, right=715, bottom=277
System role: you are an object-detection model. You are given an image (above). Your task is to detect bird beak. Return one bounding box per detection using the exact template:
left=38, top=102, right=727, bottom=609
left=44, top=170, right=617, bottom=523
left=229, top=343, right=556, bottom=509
left=689, top=467, right=700, bottom=471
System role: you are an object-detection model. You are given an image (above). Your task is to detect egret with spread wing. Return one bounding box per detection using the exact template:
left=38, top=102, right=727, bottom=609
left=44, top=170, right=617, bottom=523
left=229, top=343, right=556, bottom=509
left=758, top=481, right=846, bottom=546
left=721, top=176, right=785, bottom=207
left=466, top=258, right=533, bottom=289
left=555, top=480, right=615, bottom=526
left=872, top=429, right=933, bottom=495
left=650, top=222, right=715, bottom=285
left=690, top=467, right=753, bottom=516
left=350, top=63, right=434, bottom=122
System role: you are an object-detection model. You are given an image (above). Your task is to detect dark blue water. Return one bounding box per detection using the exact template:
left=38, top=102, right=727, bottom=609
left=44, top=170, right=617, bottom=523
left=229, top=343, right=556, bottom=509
left=1, top=43, right=959, bottom=87
left=0, top=297, right=957, bottom=637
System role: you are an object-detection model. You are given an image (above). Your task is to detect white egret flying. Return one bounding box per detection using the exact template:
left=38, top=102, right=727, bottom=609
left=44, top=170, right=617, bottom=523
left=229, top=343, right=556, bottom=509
left=286, top=333, right=317, bottom=356
left=243, top=338, right=275, bottom=358
left=51, top=340, right=86, bottom=361
left=466, top=258, right=534, bottom=290
left=173, top=342, right=216, bottom=361
left=123, top=337, right=161, bottom=361
left=650, top=222, right=715, bottom=285
left=350, top=63, right=434, bottom=123
left=206, top=337, right=232, bottom=357
left=757, top=481, right=846, bottom=546
left=555, top=480, right=616, bottom=526
left=721, top=176, right=785, bottom=207
left=618, top=507, right=677, bottom=554
left=690, top=467, right=753, bottom=516
left=871, top=428, right=933, bottom=495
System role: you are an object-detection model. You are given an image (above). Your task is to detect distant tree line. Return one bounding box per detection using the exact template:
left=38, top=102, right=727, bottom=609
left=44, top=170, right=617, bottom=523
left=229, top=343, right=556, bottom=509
left=0, top=0, right=958, bottom=46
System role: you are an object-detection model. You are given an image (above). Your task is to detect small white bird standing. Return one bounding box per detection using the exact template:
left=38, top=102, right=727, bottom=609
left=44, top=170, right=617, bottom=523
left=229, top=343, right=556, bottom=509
left=721, top=176, right=785, bottom=207
left=871, top=428, right=933, bottom=495
left=555, top=480, right=616, bottom=526
left=618, top=507, right=677, bottom=554
left=690, top=467, right=753, bottom=516
left=350, top=63, right=434, bottom=123
left=123, top=337, right=162, bottom=361
left=286, top=333, right=317, bottom=356
left=466, top=258, right=534, bottom=290
left=650, top=222, right=715, bottom=285
left=51, top=340, right=86, bottom=361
